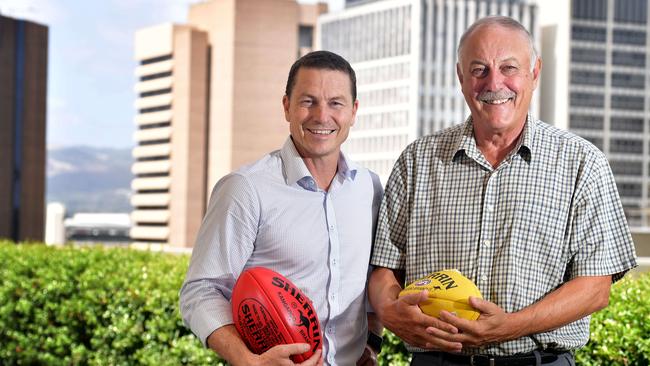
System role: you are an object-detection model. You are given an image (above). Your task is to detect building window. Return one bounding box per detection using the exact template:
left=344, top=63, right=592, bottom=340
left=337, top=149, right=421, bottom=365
left=139, top=88, right=172, bottom=98
left=616, top=182, right=642, bottom=198
left=569, top=114, right=604, bottom=130
left=611, top=72, right=646, bottom=89
left=572, top=0, right=607, bottom=21
left=140, top=54, right=172, bottom=66
left=572, top=48, right=606, bottom=64
left=611, top=95, right=645, bottom=110
left=570, top=92, right=604, bottom=108
left=614, top=0, right=648, bottom=24
left=610, top=160, right=643, bottom=176
left=610, top=138, right=643, bottom=154
left=572, top=26, right=607, bottom=43
left=570, top=69, right=605, bottom=86
left=584, top=136, right=604, bottom=150
left=611, top=116, right=644, bottom=132
left=612, top=51, right=646, bottom=67
left=139, top=122, right=171, bottom=130
left=138, top=138, right=171, bottom=146
left=140, top=71, right=172, bottom=82
left=613, top=29, right=646, bottom=45
left=139, top=105, right=171, bottom=114
left=299, top=25, right=313, bottom=49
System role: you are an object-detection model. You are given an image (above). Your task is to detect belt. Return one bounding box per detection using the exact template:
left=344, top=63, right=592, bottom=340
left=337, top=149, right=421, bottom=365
left=413, top=350, right=565, bottom=366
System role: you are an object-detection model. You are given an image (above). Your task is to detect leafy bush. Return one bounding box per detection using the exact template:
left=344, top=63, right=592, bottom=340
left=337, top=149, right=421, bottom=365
left=576, top=272, right=650, bottom=365
left=377, top=272, right=650, bottom=366
left=0, top=241, right=223, bottom=365
left=2, top=241, right=647, bottom=365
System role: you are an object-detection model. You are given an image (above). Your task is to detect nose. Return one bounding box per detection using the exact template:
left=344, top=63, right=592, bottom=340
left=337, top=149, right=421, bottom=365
left=313, top=103, right=329, bottom=122
left=483, top=69, right=505, bottom=92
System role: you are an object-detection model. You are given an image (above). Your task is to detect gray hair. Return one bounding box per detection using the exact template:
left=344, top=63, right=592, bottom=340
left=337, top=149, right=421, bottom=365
left=457, top=15, right=538, bottom=71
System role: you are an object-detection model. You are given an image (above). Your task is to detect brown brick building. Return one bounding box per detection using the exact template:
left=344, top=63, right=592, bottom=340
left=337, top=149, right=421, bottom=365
left=0, top=15, right=48, bottom=242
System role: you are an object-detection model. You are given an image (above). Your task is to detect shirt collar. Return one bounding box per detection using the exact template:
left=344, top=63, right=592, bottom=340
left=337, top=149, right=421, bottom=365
left=280, top=137, right=357, bottom=191
left=452, top=113, right=535, bottom=164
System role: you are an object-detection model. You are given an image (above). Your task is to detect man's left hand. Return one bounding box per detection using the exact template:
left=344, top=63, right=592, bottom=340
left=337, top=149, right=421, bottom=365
left=356, top=345, right=378, bottom=366
left=428, top=296, right=514, bottom=347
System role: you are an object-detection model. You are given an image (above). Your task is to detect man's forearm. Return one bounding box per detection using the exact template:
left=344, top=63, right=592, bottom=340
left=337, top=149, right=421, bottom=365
left=368, top=267, right=404, bottom=317
left=206, top=325, right=256, bottom=366
left=505, top=275, right=611, bottom=340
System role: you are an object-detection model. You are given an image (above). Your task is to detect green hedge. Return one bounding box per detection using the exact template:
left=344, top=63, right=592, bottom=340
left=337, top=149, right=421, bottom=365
left=0, top=241, right=222, bottom=365
left=1, top=241, right=648, bottom=365
left=576, top=271, right=650, bottom=365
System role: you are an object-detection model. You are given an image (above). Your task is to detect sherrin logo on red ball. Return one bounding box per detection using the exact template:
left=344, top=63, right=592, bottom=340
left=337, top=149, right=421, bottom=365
left=231, top=267, right=322, bottom=362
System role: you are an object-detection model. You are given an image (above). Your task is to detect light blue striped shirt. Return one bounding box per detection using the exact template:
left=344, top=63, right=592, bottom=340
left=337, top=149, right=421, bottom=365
left=180, top=137, right=383, bottom=365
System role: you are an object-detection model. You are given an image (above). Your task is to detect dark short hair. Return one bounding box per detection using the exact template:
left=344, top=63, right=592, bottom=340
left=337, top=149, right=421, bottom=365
left=285, top=50, right=357, bottom=101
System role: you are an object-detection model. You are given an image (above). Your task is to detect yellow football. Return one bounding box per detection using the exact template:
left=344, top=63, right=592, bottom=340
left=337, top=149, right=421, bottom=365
left=398, top=269, right=482, bottom=320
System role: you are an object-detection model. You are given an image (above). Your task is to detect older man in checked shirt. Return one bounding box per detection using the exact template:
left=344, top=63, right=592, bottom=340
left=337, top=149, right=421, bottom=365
left=180, top=51, right=384, bottom=366
left=368, top=16, right=638, bottom=366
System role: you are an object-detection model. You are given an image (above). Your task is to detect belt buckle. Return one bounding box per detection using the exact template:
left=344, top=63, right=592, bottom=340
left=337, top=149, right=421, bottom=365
left=470, top=354, right=495, bottom=366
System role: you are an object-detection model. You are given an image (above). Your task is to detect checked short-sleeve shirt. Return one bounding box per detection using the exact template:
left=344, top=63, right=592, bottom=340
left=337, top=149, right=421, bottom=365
left=371, top=115, right=638, bottom=356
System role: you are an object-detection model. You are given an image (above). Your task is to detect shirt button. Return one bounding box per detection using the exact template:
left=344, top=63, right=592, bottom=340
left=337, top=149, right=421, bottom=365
left=481, top=275, right=488, bottom=282
left=483, top=240, right=491, bottom=247
left=487, top=204, right=494, bottom=212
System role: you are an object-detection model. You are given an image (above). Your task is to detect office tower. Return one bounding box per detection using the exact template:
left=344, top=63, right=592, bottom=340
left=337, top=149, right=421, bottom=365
left=131, top=24, right=209, bottom=249
left=131, top=0, right=325, bottom=249
left=564, top=0, right=650, bottom=226
left=319, top=0, right=538, bottom=182
left=0, top=15, right=48, bottom=242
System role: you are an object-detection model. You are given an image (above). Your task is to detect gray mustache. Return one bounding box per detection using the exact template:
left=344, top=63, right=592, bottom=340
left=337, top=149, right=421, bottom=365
left=478, top=90, right=516, bottom=102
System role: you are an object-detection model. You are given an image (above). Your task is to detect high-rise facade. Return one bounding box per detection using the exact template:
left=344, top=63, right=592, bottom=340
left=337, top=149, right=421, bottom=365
left=130, top=0, right=325, bottom=249
left=131, top=23, right=210, bottom=249
left=564, top=0, right=650, bottom=226
left=319, top=0, right=538, bottom=182
left=0, top=15, right=48, bottom=242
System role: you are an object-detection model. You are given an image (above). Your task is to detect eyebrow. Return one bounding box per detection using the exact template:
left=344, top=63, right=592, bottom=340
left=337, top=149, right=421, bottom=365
left=298, top=93, right=347, bottom=101
left=469, top=57, right=520, bottom=66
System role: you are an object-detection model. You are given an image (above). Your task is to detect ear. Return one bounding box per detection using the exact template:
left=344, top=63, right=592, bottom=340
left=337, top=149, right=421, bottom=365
left=282, top=95, right=290, bottom=122
left=532, top=57, right=542, bottom=90
left=350, top=99, right=359, bottom=126
left=456, top=63, right=463, bottom=84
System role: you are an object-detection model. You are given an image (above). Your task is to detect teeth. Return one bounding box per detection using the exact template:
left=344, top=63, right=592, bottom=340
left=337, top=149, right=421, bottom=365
left=309, top=129, right=335, bottom=135
left=484, top=98, right=510, bottom=105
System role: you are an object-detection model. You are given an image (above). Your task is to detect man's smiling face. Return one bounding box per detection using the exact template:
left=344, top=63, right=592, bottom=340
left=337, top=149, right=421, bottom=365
left=456, top=24, right=540, bottom=133
left=283, top=67, right=358, bottom=160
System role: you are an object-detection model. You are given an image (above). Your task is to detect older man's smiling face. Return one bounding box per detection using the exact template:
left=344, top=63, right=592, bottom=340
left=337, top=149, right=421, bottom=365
left=456, top=24, right=540, bottom=134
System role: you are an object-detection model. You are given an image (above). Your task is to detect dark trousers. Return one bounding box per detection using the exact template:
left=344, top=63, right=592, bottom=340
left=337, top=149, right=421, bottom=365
left=411, top=351, right=575, bottom=366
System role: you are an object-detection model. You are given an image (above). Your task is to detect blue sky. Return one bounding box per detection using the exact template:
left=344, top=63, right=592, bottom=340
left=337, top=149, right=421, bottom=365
left=0, top=0, right=344, bottom=149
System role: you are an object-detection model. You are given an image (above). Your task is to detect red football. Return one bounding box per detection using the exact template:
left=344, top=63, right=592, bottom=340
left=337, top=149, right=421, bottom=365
left=231, top=267, right=322, bottom=362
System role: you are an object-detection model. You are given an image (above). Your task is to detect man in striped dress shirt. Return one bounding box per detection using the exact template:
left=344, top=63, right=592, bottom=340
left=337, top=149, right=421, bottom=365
left=180, top=51, right=384, bottom=365
left=368, top=16, right=637, bottom=366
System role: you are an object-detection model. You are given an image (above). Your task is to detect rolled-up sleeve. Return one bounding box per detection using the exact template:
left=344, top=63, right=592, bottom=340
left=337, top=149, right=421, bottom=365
left=179, top=173, right=259, bottom=345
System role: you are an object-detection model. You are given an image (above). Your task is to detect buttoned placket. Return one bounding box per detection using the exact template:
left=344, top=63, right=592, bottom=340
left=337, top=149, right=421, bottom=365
left=477, top=167, right=500, bottom=290
left=323, top=182, right=342, bottom=365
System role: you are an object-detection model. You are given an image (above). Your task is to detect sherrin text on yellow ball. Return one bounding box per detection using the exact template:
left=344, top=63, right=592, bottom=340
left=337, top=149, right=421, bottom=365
left=398, top=269, right=482, bottom=320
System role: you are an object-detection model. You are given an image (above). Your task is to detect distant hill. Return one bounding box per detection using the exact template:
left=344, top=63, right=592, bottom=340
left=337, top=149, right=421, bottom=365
left=47, top=146, right=133, bottom=215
